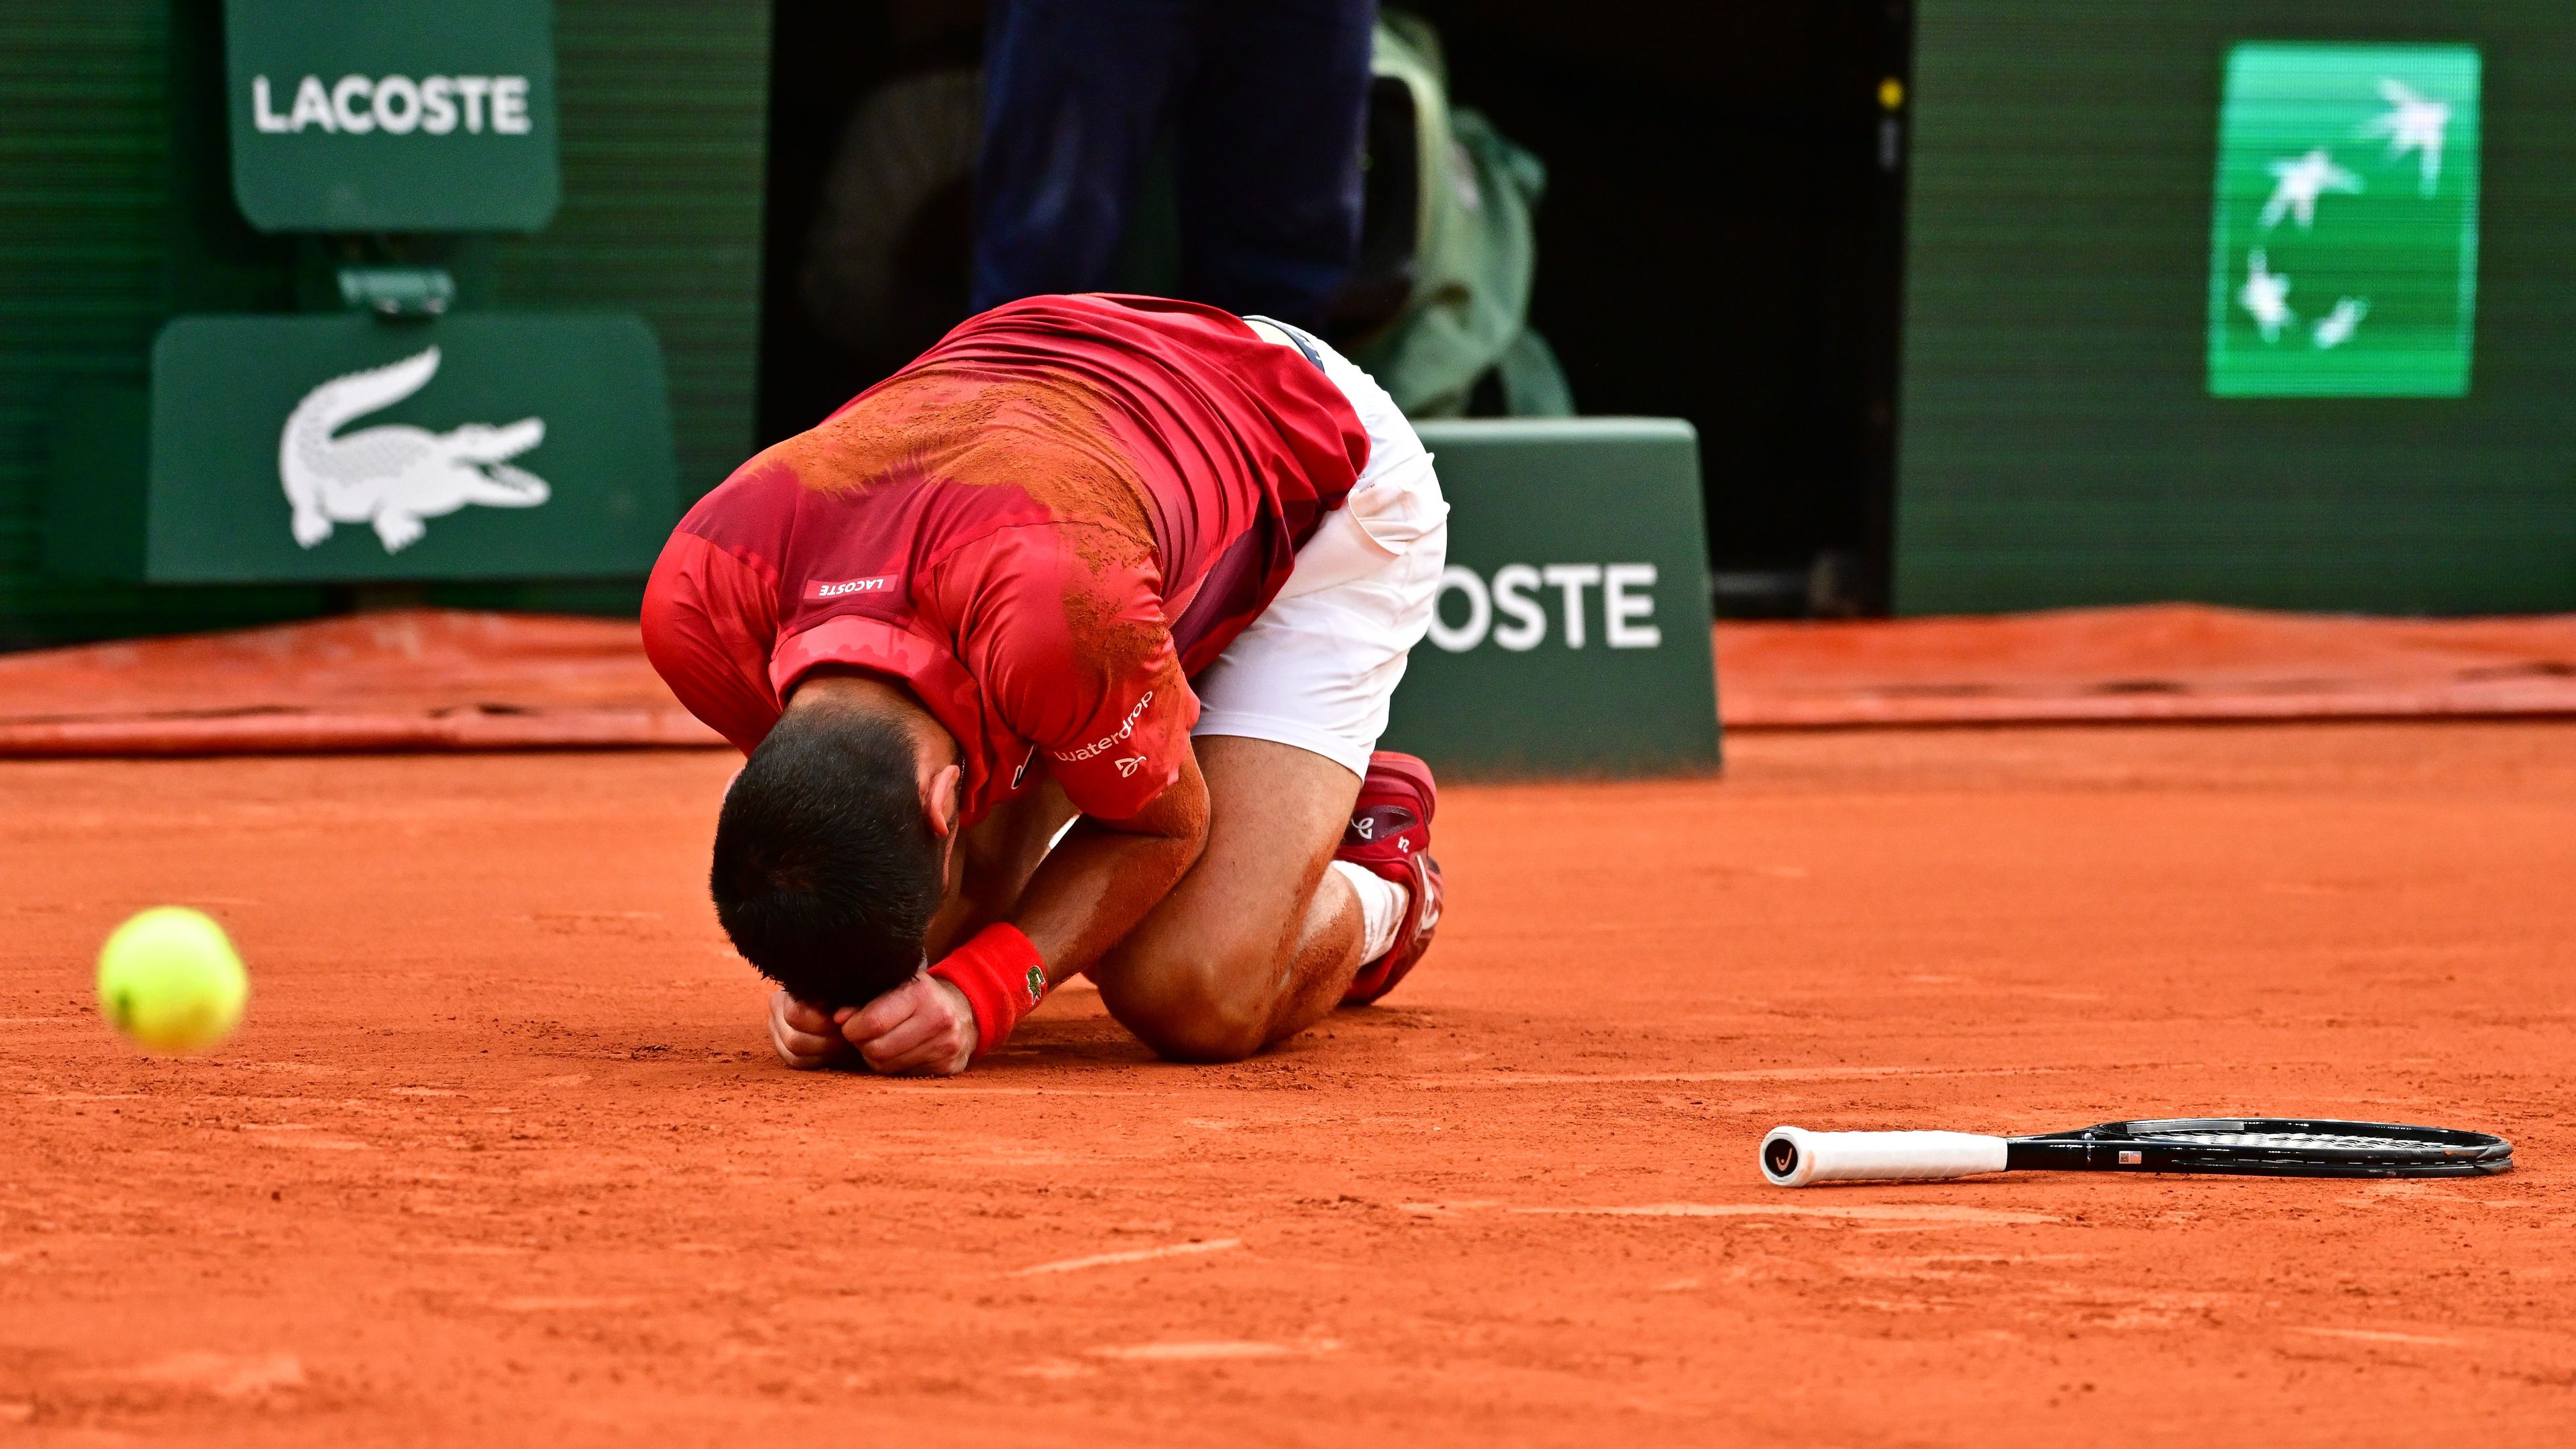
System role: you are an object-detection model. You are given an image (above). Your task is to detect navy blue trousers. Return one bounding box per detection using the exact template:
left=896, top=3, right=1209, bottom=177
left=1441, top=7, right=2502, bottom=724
left=972, top=0, right=1375, bottom=329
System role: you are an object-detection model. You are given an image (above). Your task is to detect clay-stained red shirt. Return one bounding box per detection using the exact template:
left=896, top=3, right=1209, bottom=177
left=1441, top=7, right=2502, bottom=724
left=642, top=294, right=1368, bottom=824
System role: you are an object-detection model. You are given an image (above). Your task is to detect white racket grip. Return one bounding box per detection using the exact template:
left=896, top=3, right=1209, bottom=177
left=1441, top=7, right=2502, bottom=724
left=1761, top=1126, right=2010, bottom=1187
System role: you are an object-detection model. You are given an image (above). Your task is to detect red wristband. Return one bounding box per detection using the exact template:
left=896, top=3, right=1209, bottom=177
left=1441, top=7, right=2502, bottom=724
left=926, top=924, right=1049, bottom=1060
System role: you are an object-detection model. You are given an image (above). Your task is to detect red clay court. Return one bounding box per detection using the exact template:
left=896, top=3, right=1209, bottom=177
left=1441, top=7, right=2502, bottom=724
left=13, top=3, right=2572, bottom=1439
left=3, top=611, right=2572, bottom=1445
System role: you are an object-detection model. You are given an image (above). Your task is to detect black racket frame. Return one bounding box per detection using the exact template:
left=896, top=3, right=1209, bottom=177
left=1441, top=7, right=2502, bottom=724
left=2002, top=1118, right=2512, bottom=1178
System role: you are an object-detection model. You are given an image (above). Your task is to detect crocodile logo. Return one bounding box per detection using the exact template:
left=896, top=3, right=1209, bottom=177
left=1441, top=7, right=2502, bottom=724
left=279, top=345, right=550, bottom=553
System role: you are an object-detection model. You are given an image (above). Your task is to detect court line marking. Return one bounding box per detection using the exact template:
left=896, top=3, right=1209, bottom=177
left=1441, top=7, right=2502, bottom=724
left=2289, top=1326, right=2465, bottom=1347
left=1400, top=1201, right=2054, bottom=1225
left=1517, top=1203, right=2056, bottom=1224
left=1410, top=1065, right=2143, bottom=1086
left=1010, top=1238, right=1244, bottom=1277
left=1088, top=1338, right=1339, bottom=1362
left=865, top=1085, right=1181, bottom=1097
left=88, top=1352, right=305, bottom=1399
left=1008, top=1359, right=1096, bottom=1380
left=238, top=1124, right=373, bottom=1150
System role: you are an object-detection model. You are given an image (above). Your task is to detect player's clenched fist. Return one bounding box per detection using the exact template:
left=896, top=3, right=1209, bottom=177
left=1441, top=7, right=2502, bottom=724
left=768, top=988, right=852, bottom=1070
left=838, top=973, right=978, bottom=1077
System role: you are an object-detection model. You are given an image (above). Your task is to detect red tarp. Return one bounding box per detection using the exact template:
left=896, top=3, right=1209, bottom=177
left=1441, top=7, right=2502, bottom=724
left=0, top=610, right=722, bottom=756
left=1, top=603, right=2572, bottom=756
left=1718, top=603, right=2576, bottom=728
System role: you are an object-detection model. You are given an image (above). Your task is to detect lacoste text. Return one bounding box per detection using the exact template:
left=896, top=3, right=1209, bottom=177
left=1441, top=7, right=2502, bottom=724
left=251, top=75, right=536, bottom=137
left=812, top=576, right=898, bottom=599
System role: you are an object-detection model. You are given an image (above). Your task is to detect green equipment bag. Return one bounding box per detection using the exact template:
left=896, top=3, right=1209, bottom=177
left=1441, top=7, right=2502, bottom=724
left=1340, top=13, right=1572, bottom=419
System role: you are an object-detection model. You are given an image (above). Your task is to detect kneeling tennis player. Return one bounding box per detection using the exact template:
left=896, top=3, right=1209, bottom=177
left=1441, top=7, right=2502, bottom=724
left=643, top=294, right=1448, bottom=1076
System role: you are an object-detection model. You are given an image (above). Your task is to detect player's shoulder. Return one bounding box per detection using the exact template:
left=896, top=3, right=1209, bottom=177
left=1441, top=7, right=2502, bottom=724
left=941, top=292, right=1252, bottom=352
left=676, top=448, right=802, bottom=539
left=925, top=518, right=1159, bottom=598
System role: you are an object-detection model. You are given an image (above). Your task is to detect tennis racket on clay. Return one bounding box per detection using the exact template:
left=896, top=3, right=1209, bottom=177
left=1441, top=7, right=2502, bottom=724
left=1760, top=1118, right=2512, bottom=1187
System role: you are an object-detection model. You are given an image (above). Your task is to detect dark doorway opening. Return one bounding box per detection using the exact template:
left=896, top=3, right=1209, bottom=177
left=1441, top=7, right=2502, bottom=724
left=757, top=1, right=985, bottom=444
left=755, top=1, right=1911, bottom=615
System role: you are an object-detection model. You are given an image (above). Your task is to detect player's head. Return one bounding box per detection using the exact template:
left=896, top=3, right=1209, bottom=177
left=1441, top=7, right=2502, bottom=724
left=708, top=688, right=952, bottom=1008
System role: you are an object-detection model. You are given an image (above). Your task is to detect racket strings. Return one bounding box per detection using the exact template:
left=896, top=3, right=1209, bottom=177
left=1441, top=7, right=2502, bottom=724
left=2136, top=1131, right=2449, bottom=1153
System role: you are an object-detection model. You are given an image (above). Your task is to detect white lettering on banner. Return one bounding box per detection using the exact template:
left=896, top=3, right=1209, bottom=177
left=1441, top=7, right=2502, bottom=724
left=1603, top=564, right=1662, bottom=649
left=492, top=76, right=532, bottom=134
left=1429, top=564, right=1664, bottom=654
left=288, top=75, right=335, bottom=132
left=331, top=74, right=375, bottom=133
left=372, top=75, right=422, bottom=134
left=248, top=75, right=535, bottom=136
left=1491, top=564, right=1546, bottom=652
left=252, top=76, right=290, bottom=133
left=422, top=76, right=458, bottom=134
left=1426, top=567, right=1490, bottom=653
left=1542, top=564, right=1603, bottom=649
left=456, top=75, right=493, bottom=133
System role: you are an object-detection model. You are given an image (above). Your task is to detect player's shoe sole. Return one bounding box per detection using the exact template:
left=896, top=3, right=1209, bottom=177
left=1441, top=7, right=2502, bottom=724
left=1336, top=750, right=1442, bottom=1006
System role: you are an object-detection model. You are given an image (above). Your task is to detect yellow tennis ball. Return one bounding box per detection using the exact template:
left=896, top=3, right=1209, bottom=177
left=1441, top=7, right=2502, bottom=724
left=96, top=907, right=248, bottom=1055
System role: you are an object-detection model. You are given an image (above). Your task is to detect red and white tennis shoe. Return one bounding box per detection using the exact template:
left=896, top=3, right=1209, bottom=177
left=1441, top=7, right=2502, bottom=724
left=1336, top=749, right=1442, bottom=1006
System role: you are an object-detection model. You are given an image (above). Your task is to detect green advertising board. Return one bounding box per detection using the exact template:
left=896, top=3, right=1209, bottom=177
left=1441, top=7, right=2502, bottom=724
left=48, top=314, right=676, bottom=584
left=1897, top=2, right=2576, bottom=615
left=224, top=0, right=560, bottom=232
left=1381, top=419, right=1719, bottom=777
left=2206, top=44, right=2483, bottom=398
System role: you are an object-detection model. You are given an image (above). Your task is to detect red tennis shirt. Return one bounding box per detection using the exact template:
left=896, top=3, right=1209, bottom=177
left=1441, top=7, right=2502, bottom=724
left=641, top=294, right=1369, bottom=826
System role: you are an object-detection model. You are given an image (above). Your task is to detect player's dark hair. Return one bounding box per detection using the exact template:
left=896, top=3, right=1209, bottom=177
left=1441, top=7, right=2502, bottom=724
left=709, top=705, right=943, bottom=1009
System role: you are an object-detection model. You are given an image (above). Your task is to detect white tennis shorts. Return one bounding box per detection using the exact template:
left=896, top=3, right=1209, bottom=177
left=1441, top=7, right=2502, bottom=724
left=1189, top=324, right=1450, bottom=779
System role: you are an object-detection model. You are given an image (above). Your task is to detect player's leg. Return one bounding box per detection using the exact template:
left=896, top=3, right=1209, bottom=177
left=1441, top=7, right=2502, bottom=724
left=1090, top=322, right=1448, bottom=1061
left=1089, top=735, right=1368, bottom=1060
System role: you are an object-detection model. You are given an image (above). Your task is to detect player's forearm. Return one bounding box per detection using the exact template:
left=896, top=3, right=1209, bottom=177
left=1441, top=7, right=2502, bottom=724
left=998, top=747, right=1211, bottom=982
left=926, top=841, right=1035, bottom=961
left=924, top=780, right=1078, bottom=959
left=908, top=820, right=1199, bottom=1072
left=1006, top=820, right=1203, bottom=982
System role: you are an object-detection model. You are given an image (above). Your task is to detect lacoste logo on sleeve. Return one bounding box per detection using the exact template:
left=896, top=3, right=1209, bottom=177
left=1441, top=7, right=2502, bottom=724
left=808, top=574, right=898, bottom=600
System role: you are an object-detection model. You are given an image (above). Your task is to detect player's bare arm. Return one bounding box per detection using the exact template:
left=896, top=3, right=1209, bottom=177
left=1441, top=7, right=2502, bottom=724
left=989, top=754, right=1210, bottom=979
left=925, top=775, right=1079, bottom=957
left=835, top=737, right=1212, bottom=1076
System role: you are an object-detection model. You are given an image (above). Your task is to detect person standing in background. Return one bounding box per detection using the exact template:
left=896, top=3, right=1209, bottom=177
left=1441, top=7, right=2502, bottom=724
left=971, top=0, right=1377, bottom=331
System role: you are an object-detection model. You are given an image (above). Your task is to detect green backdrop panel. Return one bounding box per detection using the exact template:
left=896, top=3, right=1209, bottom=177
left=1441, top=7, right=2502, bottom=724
left=223, top=0, right=561, bottom=233
left=1382, top=419, right=1719, bottom=778
left=83, top=312, right=674, bottom=584
left=0, top=0, right=768, bottom=647
left=1896, top=1, right=2576, bottom=615
left=0, top=3, right=329, bottom=645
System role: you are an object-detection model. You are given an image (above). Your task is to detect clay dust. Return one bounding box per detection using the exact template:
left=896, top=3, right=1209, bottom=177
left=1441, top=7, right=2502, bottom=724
left=1, top=722, right=2570, bottom=1444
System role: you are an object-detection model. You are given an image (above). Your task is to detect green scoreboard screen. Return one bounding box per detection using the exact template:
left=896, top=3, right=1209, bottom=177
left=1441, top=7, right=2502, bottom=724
left=1894, top=3, right=2576, bottom=614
